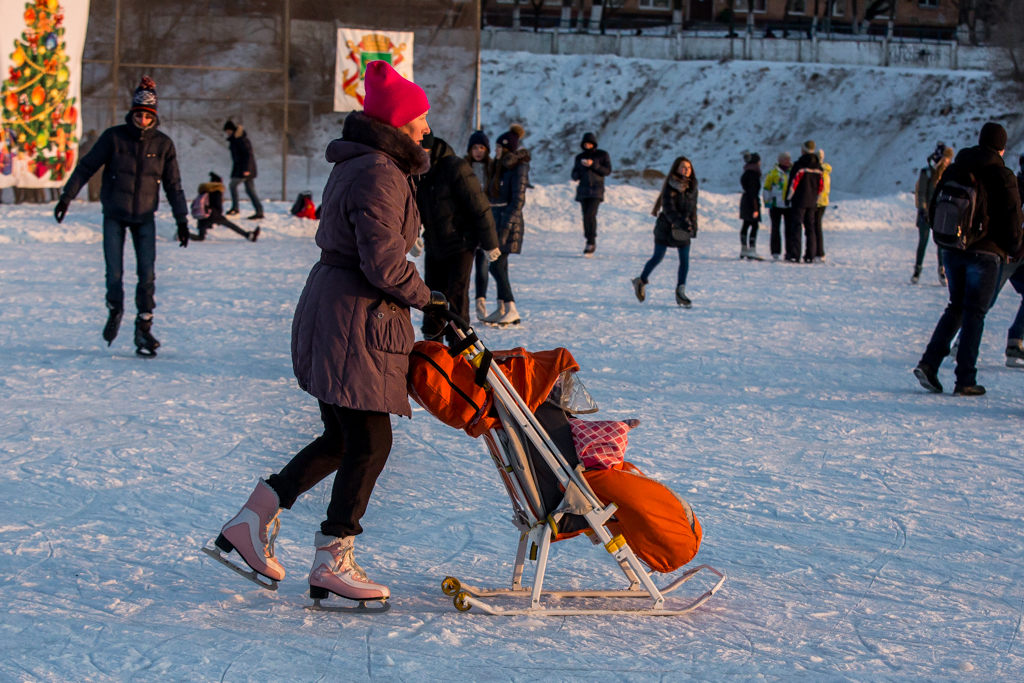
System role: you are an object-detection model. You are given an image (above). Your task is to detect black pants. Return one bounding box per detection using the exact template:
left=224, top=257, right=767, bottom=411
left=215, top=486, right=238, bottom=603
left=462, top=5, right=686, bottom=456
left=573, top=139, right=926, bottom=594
left=103, top=215, right=156, bottom=314
left=814, top=206, right=827, bottom=258
left=422, top=249, right=474, bottom=340
left=769, top=207, right=789, bottom=257
left=740, top=219, right=759, bottom=248
left=788, top=207, right=817, bottom=261
left=193, top=215, right=249, bottom=241
left=266, top=403, right=393, bottom=538
left=579, top=198, right=601, bottom=244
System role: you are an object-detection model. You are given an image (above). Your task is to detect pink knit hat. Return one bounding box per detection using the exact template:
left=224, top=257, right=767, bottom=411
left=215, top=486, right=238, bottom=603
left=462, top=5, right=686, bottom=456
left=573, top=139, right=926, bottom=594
left=363, top=61, right=429, bottom=129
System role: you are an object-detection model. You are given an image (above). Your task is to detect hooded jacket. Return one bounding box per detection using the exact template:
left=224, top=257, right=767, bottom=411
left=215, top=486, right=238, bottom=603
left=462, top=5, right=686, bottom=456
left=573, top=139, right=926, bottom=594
left=740, top=163, right=762, bottom=221
left=417, top=137, right=499, bottom=259
left=489, top=148, right=531, bottom=254
left=291, top=112, right=431, bottom=416
left=60, top=114, right=188, bottom=224
left=930, top=145, right=1024, bottom=260
left=228, top=126, right=257, bottom=179
left=571, top=133, right=612, bottom=201
left=762, top=163, right=790, bottom=209
left=787, top=153, right=824, bottom=209
left=817, top=162, right=832, bottom=207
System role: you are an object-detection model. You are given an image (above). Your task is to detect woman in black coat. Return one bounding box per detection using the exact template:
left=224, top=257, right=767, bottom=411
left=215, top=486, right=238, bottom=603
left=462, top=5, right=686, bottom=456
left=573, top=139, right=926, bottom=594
left=739, top=153, right=762, bottom=259
left=571, top=132, right=612, bottom=256
left=631, top=156, right=698, bottom=308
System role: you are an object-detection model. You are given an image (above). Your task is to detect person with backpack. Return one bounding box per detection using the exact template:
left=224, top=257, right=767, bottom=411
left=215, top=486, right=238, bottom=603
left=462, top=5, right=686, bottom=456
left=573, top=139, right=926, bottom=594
left=479, top=130, right=530, bottom=326
left=739, top=152, right=762, bottom=260
left=54, top=76, right=189, bottom=357
left=631, top=156, right=698, bottom=308
left=223, top=120, right=263, bottom=220
left=913, top=143, right=954, bottom=284
left=571, top=132, right=612, bottom=256
left=762, top=152, right=791, bottom=260
left=417, top=133, right=500, bottom=341
left=189, top=172, right=259, bottom=242
left=786, top=141, right=824, bottom=263
left=914, top=123, right=1024, bottom=396
left=814, top=149, right=831, bottom=262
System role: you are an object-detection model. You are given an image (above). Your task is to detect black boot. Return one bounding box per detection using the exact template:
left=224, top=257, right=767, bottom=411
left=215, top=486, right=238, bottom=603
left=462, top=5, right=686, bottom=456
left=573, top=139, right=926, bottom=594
left=102, top=304, right=123, bottom=346
left=248, top=226, right=261, bottom=242
left=134, top=314, right=160, bottom=358
left=913, top=362, right=942, bottom=394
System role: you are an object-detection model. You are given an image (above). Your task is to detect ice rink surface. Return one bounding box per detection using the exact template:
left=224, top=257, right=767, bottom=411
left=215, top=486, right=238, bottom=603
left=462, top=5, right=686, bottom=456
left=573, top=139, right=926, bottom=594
left=1, top=194, right=1023, bottom=682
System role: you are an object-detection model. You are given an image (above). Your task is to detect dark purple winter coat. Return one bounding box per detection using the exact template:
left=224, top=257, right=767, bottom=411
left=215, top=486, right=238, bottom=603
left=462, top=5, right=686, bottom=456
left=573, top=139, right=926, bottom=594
left=291, top=112, right=431, bottom=417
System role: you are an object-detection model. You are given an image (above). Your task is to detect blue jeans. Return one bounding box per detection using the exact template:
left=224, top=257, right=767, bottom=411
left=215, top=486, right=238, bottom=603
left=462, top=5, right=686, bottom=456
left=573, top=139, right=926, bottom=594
left=921, top=249, right=1001, bottom=387
left=995, top=260, right=1024, bottom=341
left=640, top=243, right=690, bottom=286
left=102, top=215, right=156, bottom=314
left=229, top=176, right=263, bottom=215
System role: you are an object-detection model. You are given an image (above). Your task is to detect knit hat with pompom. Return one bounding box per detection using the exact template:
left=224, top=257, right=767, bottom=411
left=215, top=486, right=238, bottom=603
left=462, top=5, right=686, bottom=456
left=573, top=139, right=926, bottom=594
left=131, top=76, right=158, bottom=115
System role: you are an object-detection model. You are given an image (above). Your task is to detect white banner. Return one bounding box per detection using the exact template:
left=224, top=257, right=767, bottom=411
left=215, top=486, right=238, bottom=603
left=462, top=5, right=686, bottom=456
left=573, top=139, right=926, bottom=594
left=0, top=0, right=89, bottom=189
left=334, top=28, right=414, bottom=113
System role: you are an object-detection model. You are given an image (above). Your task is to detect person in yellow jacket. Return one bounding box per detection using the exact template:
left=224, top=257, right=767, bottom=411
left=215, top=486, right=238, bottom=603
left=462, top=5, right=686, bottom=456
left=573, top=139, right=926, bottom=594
left=762, top=152, right=791, bottom=260
left=814, top=149, right=831, bottom=262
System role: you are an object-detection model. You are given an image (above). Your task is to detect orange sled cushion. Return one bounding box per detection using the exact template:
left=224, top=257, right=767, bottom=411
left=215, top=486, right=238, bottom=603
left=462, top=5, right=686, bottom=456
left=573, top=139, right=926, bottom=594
left=408, top=341, right=489, bottom=431
left=583, top=462, right=703, bottom=573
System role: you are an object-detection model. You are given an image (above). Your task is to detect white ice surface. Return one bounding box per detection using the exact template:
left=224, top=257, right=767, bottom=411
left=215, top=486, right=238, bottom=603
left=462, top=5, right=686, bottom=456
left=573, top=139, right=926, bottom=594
left=2, top=194, right=1024, bottom=682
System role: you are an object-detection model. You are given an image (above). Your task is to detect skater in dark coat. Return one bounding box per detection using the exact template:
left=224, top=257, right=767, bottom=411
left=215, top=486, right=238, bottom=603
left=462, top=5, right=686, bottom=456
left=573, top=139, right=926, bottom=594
left=786, top=141, right=824, bottom=263
left=215, top=61, right=447, bottom=604
left=479, top=130, right=530, bottom=326
left=189, top=172, right=259, bottom=242
left=223, top=121, right=263, bottom=219
left=417, top=134, right=500, bottom=340
left=915, top=122, right=1024, bottom=396
left=631, top=156, right=698, bottom=308
left=55, top=76, right=189, bottom=357
left=739, top=153, right=762, bottom=259
left=571, top=132, right=612, bottom=256
left=913, top=143, right=954, bottom=284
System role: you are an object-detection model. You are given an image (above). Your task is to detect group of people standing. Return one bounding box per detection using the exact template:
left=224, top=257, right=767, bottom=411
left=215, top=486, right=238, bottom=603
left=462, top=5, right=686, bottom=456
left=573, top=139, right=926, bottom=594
left=743, top=142, right=832, bottom=263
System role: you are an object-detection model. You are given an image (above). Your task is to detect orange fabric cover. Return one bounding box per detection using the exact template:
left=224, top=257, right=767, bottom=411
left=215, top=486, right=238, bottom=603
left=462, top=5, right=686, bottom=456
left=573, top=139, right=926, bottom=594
left=583, top=462, right=702, bottom=573
left=407, top=342, right=579, bottom=438
left=407, top=341, right=489, bottom=431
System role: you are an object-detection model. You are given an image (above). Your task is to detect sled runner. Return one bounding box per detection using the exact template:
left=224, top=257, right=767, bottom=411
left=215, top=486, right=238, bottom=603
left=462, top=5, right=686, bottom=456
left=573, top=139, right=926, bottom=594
left=408, top=309, right=726, bottom=616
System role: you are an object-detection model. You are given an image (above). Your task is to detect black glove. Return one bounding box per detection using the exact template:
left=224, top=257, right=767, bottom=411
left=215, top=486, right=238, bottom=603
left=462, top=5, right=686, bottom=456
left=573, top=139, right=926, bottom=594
left=177, top=221, right=189, bottom=248
left=422, top=290, right=447, bottom=314
left=54, top=199, right=69, bottom=223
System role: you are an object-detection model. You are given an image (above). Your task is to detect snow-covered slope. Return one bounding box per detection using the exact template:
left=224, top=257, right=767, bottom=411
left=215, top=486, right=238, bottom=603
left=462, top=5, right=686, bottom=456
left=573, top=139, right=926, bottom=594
left=481, top=52, right=1022, bottom=196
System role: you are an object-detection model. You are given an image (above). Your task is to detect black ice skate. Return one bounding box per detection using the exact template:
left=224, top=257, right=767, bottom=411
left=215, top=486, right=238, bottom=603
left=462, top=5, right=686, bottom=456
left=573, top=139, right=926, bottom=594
left=102, top=304, right=123, bottom=346
left=1006, top=339, right=1024, bottom=368
left=911, top=265, right=922, bottom=284
left=583, top=242, right=596, bottom=257
left=675, top=284, right=692, bottom=309
left=248, top=226, right=261, bottom=242
left=134, top=314, right=161, bottom=358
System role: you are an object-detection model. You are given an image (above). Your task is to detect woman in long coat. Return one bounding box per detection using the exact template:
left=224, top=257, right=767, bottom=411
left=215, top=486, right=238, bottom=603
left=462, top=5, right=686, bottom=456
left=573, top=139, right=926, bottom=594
left=213, top=62, right=443, bottom=605
left=739, top=153, right=762, bottom=259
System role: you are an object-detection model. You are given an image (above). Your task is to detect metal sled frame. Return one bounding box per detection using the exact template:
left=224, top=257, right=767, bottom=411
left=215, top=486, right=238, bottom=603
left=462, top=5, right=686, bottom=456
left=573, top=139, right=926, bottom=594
left=434, top=311, right=726, bottom=616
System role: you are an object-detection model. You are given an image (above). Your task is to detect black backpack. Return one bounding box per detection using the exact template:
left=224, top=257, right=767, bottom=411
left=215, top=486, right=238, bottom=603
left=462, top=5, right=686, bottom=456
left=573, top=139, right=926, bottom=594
left=932, top=167, right=987, bottom=251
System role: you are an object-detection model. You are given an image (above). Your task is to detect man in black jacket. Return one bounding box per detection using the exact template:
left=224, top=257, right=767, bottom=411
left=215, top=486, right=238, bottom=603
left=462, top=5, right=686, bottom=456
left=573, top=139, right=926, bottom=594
left=572, top=132, right=612, bottom=256
left=785, top=140, right=824, bottom=263
left=55, top=77, right=189, bottom=358
left=417, top=134, right=500, bottom=340
left=223, top=121, right=263, bottom=219
left=915, top=122, right=1024, bottom=396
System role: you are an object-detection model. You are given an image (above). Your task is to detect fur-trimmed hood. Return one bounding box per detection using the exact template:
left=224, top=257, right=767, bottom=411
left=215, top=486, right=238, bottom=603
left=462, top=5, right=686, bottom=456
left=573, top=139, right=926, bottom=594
left=327, top=112, right=430, bottom=176
left=229, top=126, right=246, bottom=139
left=499, top=147, right=531, bottom=170
left=198, top=181, right=225, bottom=194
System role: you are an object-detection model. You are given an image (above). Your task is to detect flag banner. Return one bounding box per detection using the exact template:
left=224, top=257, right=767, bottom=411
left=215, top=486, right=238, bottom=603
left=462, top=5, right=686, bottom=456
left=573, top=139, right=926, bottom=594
left=0, top=0, right=90, bottom=189
left=334, top=28, right=414, bottom=113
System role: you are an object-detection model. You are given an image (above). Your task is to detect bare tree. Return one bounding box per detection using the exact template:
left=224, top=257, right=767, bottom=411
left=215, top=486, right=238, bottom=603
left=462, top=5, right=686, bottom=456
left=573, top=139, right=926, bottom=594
left=990, top=0, right=1024, bottom=80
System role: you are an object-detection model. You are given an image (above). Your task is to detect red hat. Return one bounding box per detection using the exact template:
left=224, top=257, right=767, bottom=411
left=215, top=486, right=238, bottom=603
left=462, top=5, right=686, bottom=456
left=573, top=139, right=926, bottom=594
left=363, top=61, right=429, bottom=129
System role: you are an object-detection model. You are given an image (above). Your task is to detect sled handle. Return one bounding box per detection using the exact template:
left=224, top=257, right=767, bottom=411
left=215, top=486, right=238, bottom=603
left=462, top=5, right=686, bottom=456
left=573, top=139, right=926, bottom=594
left=428, top=306, right=472, bottom=335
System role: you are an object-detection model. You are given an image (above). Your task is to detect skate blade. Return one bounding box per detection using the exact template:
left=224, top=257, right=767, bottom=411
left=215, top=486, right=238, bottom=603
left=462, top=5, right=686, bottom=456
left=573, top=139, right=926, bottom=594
left=201, top=545, right=279, bottom=591
left=306, top=598, right=391, bottom=614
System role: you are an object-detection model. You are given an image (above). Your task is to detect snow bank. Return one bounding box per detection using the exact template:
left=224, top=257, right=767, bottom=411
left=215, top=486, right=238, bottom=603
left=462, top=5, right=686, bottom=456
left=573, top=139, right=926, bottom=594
left=481, top=52, right=1021, bottom=196
left=0, top=188, right=915, bottom=244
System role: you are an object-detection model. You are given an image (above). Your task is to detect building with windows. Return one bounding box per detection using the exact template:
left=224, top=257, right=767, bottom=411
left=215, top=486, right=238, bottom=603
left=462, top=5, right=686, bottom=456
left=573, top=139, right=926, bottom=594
left=485, top=0, right=958, bottom=38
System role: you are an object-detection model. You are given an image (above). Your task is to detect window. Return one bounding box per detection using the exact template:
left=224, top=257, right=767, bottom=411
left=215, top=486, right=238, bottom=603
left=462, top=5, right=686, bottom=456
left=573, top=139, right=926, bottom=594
left=639, top=0, right=672, bottom=8
left=788, top=0, right=807, bottom=14
left=733, top=0, right=767, bottom=12
left=831, top=0, right=845, bottom=15
left=919, top=0, right=939, bottom=7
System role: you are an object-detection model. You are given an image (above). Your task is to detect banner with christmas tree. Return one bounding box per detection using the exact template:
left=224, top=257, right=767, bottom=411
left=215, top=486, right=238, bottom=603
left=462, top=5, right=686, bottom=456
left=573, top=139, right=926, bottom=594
left=334, top=28, right=414, bottom=113
left=0, top=0, right=90, bottom=189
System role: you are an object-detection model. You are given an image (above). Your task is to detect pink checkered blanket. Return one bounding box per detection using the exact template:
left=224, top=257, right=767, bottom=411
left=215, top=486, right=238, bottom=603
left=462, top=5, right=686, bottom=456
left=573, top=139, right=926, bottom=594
left=568, top=417, right=641, bottom=470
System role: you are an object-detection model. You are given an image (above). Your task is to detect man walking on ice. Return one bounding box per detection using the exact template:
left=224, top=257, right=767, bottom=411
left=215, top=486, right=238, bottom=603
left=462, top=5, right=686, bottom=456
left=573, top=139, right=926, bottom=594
left=54, top=76, right=190, bottom=358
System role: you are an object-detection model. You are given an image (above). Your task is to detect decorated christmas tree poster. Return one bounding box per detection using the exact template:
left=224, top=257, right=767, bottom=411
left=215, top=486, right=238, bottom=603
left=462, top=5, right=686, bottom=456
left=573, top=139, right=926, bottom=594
left=0, top=0, right=90, bottom=189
